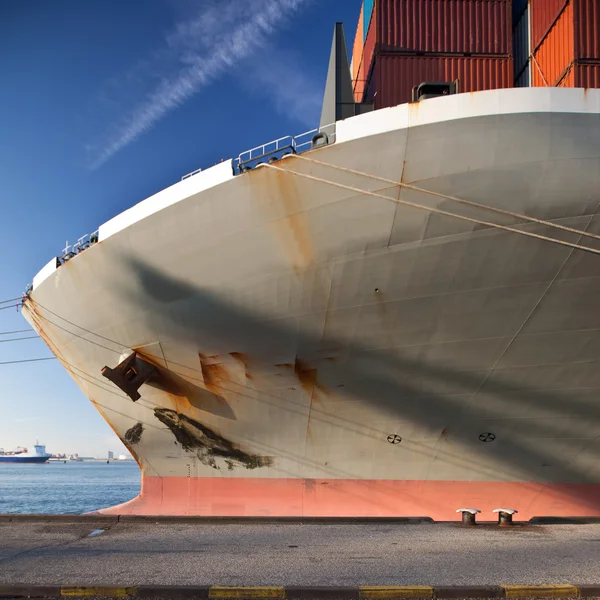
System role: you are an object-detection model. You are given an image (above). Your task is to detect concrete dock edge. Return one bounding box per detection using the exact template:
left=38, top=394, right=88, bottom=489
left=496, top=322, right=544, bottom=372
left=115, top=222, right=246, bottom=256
left=0, top=514, right=120, bottom=524
left=0, top=585, right=597, bottom=599
left=4, top=514, right=600, bottom=525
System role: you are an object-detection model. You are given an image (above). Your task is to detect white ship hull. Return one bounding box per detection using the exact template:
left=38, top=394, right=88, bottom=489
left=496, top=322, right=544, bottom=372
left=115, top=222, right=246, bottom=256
left=23, top=88, right=600, bottom=519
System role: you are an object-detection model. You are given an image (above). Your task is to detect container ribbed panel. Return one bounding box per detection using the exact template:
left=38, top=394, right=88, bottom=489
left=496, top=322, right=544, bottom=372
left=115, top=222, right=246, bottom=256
left=357, top=0, right=378, bottom=102
left=532, top=1, right=574, bottom=87
left=378, top=0, right=511, bottom=55
left=352, top=4, right=365, bottom=90
left=531, top=0, right=568, bottom=52
left=575, top=62, right=600, bottom=87
left=575, top=0, right=600, bottom=59
left=370, top=54, right=513, bottom=109
left=557, top=65, right=576, bottom=87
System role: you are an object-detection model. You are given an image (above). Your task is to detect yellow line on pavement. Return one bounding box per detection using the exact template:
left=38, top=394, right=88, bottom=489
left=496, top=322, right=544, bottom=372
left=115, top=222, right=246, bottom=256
left=60, top=587, right=137, bottom=597
left=502, top=585, right=580, bottom=598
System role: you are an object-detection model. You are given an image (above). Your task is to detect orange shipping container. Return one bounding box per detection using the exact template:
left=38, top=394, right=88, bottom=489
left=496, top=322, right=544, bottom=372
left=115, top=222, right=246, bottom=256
left=366, top=54, right=513, bottom=110
left=357, top=0, right=378, bottom=103
left=557, top=65, right=576, bottom=87
left=531, top=0, right=568, bottom=52
left=531, top=1, right=574, bottom=86
left=352, top=4, right=364, bottom=84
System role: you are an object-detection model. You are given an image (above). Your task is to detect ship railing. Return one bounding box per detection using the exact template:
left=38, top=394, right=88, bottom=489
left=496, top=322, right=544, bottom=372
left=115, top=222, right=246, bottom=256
left=234, top=122, right=336, bottom=174
left=293, top=122, right=336, bottom=154
left=179, top=123, right=337, bottom=181
left=236, top=135, right=295, bottom=173
left=38, top=123, right=337, bottom=287
left=58, top=230, right=99, bottom=266
left=181, top=167, right=202, bottom=181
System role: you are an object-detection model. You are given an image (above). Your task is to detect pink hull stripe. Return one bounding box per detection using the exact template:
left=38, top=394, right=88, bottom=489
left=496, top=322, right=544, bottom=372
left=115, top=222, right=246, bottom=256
left=100, top=477, right=600, bottom=520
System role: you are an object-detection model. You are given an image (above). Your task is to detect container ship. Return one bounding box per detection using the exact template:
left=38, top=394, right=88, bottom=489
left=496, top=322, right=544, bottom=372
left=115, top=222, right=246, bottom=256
left=22, top=0, right=600, bottom=519
left=0, top=444, right=51, bottom=464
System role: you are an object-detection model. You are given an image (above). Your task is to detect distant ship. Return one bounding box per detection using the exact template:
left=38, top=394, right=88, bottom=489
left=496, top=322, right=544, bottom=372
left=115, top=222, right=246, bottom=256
left=0, top=444, right=51, bottom=464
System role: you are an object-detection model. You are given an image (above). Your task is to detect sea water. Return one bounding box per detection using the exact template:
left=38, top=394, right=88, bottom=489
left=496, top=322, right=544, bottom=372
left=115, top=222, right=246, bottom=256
left=0, top=461, right=140, bottom=514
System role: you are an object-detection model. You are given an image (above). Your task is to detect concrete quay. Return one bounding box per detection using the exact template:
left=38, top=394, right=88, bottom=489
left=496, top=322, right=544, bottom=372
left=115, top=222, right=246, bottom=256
left=1, top=516, right=600, bottom=598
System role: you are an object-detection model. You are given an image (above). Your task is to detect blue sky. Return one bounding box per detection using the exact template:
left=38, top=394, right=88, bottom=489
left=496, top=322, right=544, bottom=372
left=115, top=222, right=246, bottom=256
left=0, top=0, right=360, bottom=456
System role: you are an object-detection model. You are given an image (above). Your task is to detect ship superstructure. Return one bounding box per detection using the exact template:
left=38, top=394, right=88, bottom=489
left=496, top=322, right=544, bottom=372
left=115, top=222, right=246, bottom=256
left=0, top=444, right=51, bottom=464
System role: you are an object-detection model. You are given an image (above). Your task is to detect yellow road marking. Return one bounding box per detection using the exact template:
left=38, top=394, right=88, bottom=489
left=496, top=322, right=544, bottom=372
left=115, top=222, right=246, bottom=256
left=61, top=587, right=137, bottom=597
left=503, top=585, right=579, bottom=598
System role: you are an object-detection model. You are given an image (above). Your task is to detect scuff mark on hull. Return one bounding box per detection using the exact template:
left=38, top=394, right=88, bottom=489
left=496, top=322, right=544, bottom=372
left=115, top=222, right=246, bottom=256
left=124, top=422, right=144, bottom=445
left=153, top=408, right=272, bottom=470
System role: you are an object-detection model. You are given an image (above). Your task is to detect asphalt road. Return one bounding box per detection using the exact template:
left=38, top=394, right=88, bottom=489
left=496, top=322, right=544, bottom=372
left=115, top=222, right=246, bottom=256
left=1, top=520, right=600, bottom=587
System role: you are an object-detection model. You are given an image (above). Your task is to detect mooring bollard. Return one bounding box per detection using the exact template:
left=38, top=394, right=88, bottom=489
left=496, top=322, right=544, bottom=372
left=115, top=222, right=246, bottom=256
left=456, top=508, right=481, bottom=525
left=493, top=508, right=518, bottom=526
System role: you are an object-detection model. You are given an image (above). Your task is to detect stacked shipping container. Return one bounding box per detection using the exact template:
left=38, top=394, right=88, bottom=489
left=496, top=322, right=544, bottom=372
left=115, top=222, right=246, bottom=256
left=350, top=0, right=513, bottom=109
left=350, top=0, right=600, bottom=108
left=527, top=0, right=600, bottom=88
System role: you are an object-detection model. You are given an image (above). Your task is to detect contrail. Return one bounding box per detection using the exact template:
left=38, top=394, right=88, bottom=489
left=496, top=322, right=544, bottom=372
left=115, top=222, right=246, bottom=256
left=91, top=0, right=310, bottom=169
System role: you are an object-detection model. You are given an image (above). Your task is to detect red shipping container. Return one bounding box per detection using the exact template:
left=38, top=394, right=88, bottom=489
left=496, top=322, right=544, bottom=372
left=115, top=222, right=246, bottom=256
left=575, top=0, right=600, bottom=59
left=377, top=0, right=511, bottom=55
left=575, top=62, right=600, bottom=87
left=531, top=1, right=574, bottom=86
left=530, top=0, right=568, bottom=52
left=367, top=54, right=513, bottom=109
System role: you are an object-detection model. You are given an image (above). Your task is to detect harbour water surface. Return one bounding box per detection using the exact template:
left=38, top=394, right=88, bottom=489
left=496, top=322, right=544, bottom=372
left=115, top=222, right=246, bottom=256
left=0, top=461, right=140, bottom=514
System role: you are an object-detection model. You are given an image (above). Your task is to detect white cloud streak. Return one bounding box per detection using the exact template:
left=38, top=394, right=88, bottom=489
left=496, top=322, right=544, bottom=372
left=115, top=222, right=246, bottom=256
left=242, top=51, right=323, bottom=127
left=90, top=0, right=309, bottom=169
